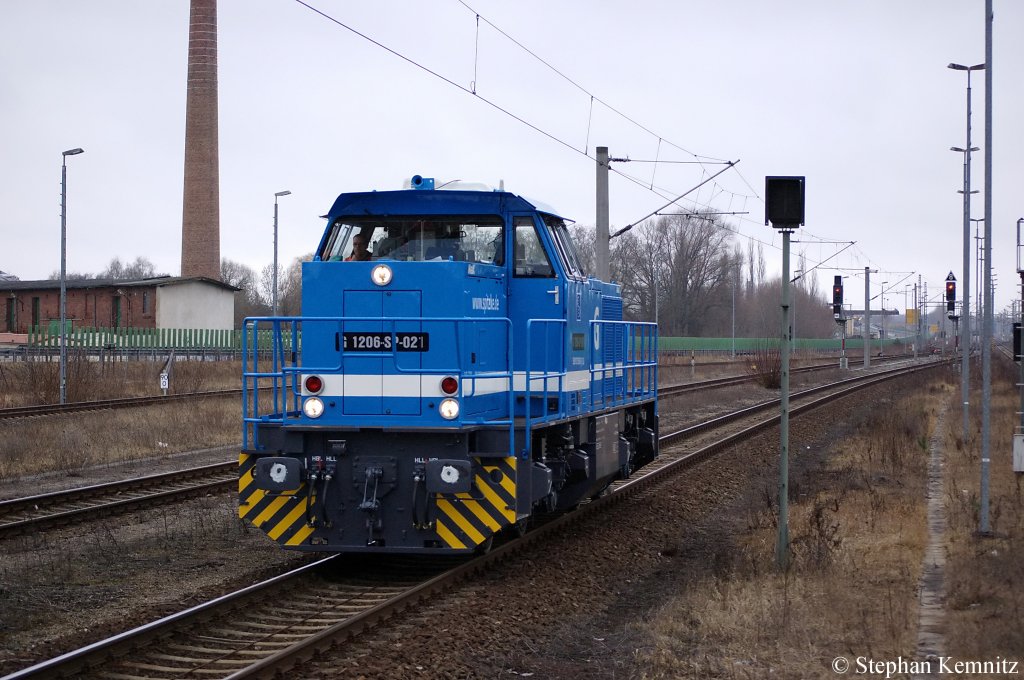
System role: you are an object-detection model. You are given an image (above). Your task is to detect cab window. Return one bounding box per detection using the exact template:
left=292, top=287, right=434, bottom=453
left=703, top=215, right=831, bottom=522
left=543, top=214, right=586, bottom=279
left=320, top=217, right=503, bottom=264
left=513, top=216, right=554, bottom=278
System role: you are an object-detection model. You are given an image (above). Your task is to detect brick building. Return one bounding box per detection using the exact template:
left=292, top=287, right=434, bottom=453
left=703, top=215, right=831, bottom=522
left=1, top=276, right=236, bottom=333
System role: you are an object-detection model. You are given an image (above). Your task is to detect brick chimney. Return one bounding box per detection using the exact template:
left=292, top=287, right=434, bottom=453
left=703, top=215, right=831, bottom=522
left=181, top=0, right=220, bottom=280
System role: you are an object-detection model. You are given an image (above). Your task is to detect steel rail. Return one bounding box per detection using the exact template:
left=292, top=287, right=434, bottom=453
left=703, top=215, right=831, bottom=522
left=0, top=389, right=243, bottom=420
left=0, top=462, right=237, bottom=539
left=1, top=360, right=943, bottom=680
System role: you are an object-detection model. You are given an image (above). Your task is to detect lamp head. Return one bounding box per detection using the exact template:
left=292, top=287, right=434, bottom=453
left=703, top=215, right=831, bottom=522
left=275, top=190, right=291, bottom=198
left=947, top=62, right=986, bottom=71
left=62, top=148, right=84, bottom=157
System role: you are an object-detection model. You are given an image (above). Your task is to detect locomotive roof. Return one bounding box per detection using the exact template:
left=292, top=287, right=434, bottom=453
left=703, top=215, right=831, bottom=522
left=326, top=189, right=571, bottom=222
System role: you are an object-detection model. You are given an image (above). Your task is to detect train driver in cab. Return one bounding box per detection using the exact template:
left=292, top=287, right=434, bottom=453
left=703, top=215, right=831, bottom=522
left=345, top=232, right=372, bottom=261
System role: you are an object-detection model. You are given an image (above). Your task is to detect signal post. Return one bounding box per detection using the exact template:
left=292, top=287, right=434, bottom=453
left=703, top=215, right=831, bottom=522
left=833, top=275, right=848, bottom=369
left=946, top=272, right=959, bottom=362
left=765, top=175, right=805, bottom=571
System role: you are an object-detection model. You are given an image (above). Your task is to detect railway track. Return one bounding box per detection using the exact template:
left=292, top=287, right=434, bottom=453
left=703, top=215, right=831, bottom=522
left=0, top=356, right=924, bottom=540
left=0, top=390, right=243, bottom=420
left=0, top=462, right=237, bottom=539
left=2, top=358, right=945, bottom=680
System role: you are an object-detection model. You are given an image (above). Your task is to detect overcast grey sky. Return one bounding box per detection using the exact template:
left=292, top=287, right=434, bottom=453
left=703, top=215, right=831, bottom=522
left=2, top=1, right=1022, bottom=314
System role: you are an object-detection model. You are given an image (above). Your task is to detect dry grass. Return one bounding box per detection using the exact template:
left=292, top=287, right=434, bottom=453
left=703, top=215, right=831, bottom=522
left=631, top=375, right=946, bottom=678
left=943, top=356, right=1024, bottom=659
left=0, top=357, right=241, bottom=407
left=0, top=360, right=243, bottom=480
left=0, top=398, right=239, bottom=480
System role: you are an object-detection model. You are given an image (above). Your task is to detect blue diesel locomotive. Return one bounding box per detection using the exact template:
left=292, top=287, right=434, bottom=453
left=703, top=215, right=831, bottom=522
left=239, top=176, right=658, bottom=554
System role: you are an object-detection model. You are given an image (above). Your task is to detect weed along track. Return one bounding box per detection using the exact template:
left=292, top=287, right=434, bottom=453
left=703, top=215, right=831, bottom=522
left=3, top=361, right=943, bottom=679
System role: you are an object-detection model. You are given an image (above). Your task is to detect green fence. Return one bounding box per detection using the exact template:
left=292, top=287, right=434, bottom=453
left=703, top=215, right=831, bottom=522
left=24, top=326, right=296, bottom=352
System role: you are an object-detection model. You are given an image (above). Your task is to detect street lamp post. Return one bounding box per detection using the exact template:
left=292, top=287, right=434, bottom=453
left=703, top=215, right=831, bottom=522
left=272, top=190, right=291, bottom=316
left=949, top=61, right=984, bottom=443
left=59, top=147, right=84, bottom=405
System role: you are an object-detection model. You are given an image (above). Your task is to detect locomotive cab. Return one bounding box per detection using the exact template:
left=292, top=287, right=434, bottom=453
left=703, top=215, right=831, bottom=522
left=239, top=177, right=658, bottom=554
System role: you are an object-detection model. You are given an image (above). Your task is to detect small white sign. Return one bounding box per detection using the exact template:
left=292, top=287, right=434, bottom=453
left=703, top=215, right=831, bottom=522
left=159, top=373, right=169, bottom=390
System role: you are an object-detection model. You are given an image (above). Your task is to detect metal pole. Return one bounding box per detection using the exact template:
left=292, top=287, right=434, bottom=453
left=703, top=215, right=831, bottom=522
left=596, top=147, right=610, bottom=281
left=776, top=228, right=792, bottom=570
left=979, top=0, right=993, bottom=534
left=864, top=267, right=871, bottom=368
left=272, top=190, right=290, bottom=317
left=974, top=219, right=984, bottom=360
left=58, top=147, right=83, bottom=405
left=951, top=61, right=984, bottom=435
left=272, top=198, right=279, bottom=316
left=59, top=157, right=68, bottom=405
left=963, top=71, right=975, bottom=439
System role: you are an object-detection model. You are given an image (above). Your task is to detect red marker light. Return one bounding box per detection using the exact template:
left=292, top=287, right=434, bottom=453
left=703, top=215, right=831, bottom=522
left=440, top=376, right=459, bottom=395
left=304, top=375, right=324, bottom=394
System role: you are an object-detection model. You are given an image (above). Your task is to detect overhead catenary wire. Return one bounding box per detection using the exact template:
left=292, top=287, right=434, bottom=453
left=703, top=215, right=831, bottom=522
left=453, top=0, right=774, bottom=222
left=292, top=1, right=596, bottom=161
left=610, top=161, right=738, bottom=239
left=455, top=0, right=730, bottom=165
left=293, top=1, right=873, bottom=290
left=296, top=0, right=764, bottom=239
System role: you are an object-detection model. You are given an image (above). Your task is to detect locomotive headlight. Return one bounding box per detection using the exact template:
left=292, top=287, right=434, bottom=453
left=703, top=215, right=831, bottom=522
left=438, top=398, right=460, bottom=420
left=371, top=264, right=393, bottom=286
left=303, top=396, right=325, bottom=419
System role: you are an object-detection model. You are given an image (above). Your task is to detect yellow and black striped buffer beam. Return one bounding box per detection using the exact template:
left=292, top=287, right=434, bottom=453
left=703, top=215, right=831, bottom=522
left=434, top=457, right=517, bottom=550
left=238, top=453, right=315, bottom=547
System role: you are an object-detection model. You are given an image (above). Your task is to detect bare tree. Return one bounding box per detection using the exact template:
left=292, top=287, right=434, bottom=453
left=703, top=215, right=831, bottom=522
left=568, top=224, right=595, bottom=276
left=47, top=255, right=165, bottom=281
left=277, top=254, right=312, bottom=316
left=222, top=258, right=266, bottom=326
left=99, top=256, right=163, bottom=280
left=660, top=214, right=737, bottom=336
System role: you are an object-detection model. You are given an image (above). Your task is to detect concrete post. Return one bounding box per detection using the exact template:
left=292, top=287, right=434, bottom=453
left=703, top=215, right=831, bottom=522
left=596, top=146, right=610, bottom=281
